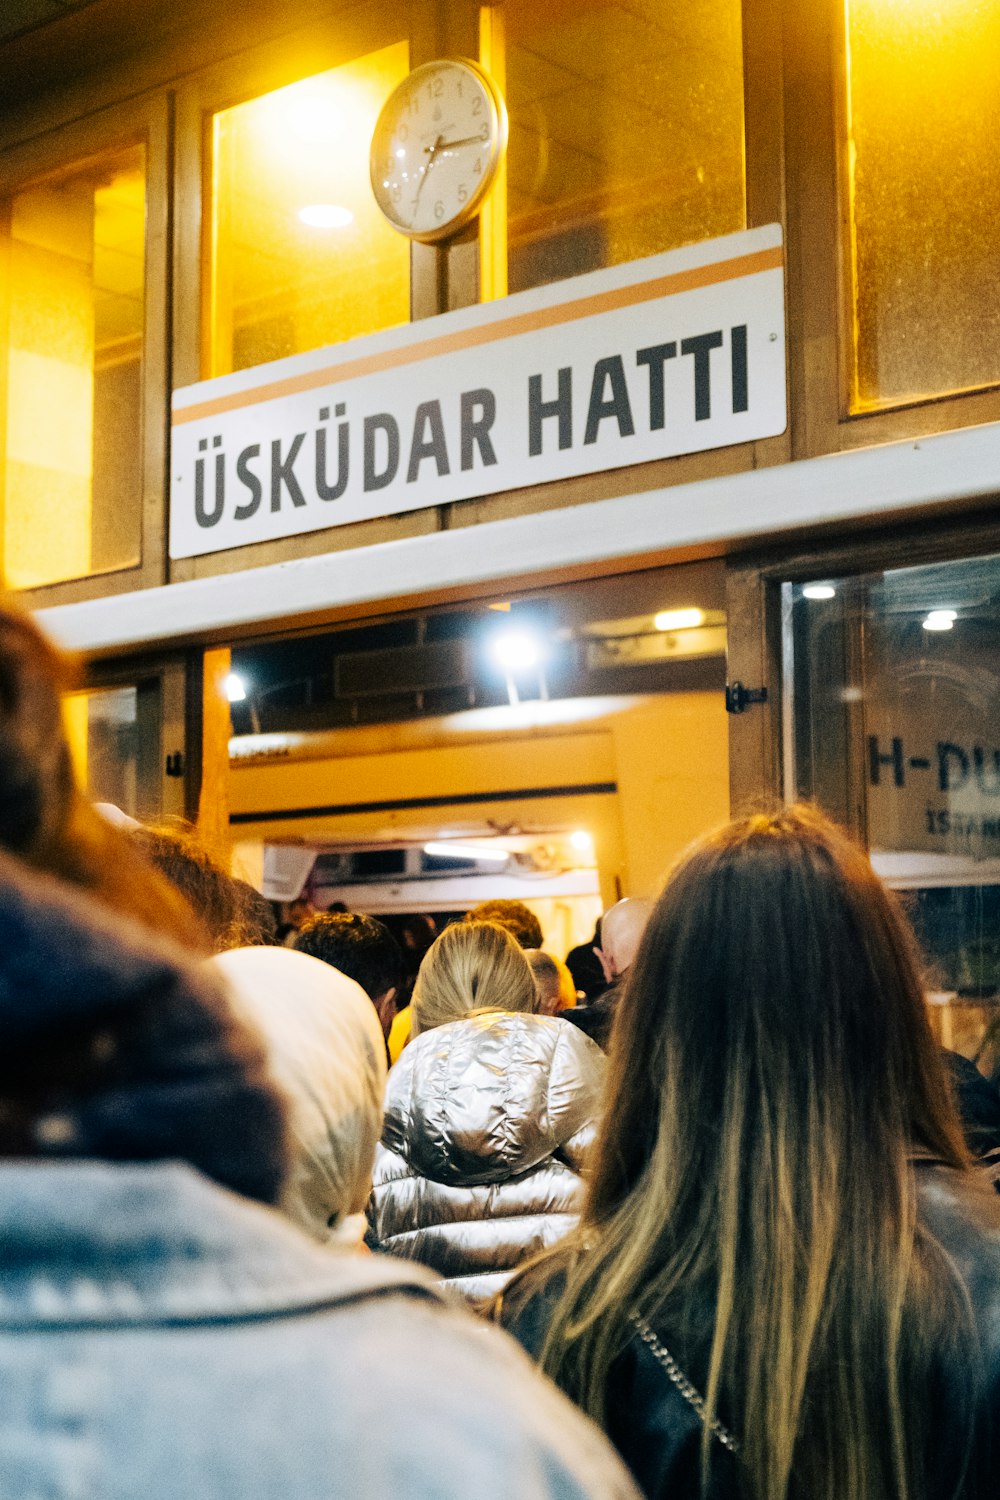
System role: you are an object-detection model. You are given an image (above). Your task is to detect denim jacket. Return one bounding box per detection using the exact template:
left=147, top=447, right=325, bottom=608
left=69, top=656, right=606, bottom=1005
left=0, top=1159, right=638, bottom=1500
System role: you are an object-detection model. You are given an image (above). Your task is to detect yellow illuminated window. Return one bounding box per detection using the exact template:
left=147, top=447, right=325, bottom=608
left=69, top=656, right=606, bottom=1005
left=481, top=0, right=745, bottom=297
left=0, top=146, right=145, bottom=590
left=846, top=0, right=1000, bottom=409
left=208, top=43, right=411, bottom=378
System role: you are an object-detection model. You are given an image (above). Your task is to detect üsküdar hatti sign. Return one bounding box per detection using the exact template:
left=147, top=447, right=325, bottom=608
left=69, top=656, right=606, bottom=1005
left=169, top=224, right=786, bottom=560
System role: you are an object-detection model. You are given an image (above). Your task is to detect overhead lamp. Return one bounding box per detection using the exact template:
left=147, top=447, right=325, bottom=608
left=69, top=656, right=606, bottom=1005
left=653, top=607, right=705, bottom=632
left=298, top=204, right=354, bottom=229
left=490, top=628, right=542, bottom=672
left=224, top=672, right=247, bottom=703
left=424, top=841, right=509, bottom=863
left=290, top=99, right=342, bottom=143
left=923, top=609, right=957, bottom=632
left=802, top=583, right=836, bottom=601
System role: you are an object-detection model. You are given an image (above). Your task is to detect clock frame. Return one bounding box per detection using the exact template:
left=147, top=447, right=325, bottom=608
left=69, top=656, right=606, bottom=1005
left=369, top=58, right=508, bottom=243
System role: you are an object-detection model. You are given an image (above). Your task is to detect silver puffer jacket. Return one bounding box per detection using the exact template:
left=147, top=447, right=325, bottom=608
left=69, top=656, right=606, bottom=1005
left=367, top=1011, right=605, bottom=1301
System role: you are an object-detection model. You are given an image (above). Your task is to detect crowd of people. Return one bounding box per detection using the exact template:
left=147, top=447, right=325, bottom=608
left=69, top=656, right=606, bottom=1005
left=1, top=592, right=999, bottom=1498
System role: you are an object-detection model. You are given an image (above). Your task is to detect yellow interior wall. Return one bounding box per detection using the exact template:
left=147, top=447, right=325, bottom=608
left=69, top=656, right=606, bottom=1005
left=230, top=690, right=729, bottom=915
left=3, top=182, right=94, bottom=588
left=210, top=42, right=410, bottom=377
left=609, top=692, right=730, bottom=898
left=521, top=894, right=602, bottom=962
left=230, top=729, right=615, bottom=817
left=478, top=4, right=508, bottom=302
left=61, top=693, right=90, bottom=787
left=198, top=647, right=233, bottom=861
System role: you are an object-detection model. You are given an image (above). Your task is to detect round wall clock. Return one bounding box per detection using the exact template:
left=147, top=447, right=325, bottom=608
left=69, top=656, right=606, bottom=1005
left=370, top=58, right=507, bottom=243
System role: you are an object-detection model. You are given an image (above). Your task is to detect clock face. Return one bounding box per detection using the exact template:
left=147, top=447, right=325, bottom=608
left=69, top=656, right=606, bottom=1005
left=370, top=59, right=507, bottom=243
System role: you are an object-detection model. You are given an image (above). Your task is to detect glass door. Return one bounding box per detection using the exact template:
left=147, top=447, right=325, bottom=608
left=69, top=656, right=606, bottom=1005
left=782, top=551, right=1000, bottom=1074
left=69, top=657, right=189, bottom=823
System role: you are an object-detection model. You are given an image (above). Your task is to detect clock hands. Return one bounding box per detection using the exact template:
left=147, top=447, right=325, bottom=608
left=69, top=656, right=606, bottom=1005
left=411, top=130, right=479, bottom=216
left=431, top=134, right=484, bottom=152
left=412, top=133, right=444, bottom=211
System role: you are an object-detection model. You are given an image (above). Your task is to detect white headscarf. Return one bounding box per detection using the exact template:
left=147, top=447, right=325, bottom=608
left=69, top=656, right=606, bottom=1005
left=210, top=947, right=386, bottom=1244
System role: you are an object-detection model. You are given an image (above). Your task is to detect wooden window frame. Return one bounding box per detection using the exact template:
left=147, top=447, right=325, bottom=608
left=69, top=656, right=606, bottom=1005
left=0, top=92, right=171, bottom=608
left=783, top=0, right=1000, bottom=461
left=168, top=0, right=789, bottom=587
left=168, top=0, right=471, bottom=587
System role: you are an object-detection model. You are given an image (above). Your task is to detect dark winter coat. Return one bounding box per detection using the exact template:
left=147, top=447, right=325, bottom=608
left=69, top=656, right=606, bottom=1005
left=501, top=1163, right=1000, bottom=1500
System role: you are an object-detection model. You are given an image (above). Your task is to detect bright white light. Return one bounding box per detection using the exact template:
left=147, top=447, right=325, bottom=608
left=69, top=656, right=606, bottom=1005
left=298, top=204, right=354, bottom=229
left=224, top=672, right=247, bottom=703
left=439, top=695, right=641, bottom=734
left=802, top=583, right=836, bottom=601
left=490, top=629, right=541, bottom=672
left=570, top=830, right=593, bottom=852
left=395, top=147, right=406, bottom=159
left=424, top=841, right=509, bottom=863
left=923, top=609, right=957, bottom=632
left=290, top=99, right=342, bottom=143
left=653, top=607, right=705, bottom=632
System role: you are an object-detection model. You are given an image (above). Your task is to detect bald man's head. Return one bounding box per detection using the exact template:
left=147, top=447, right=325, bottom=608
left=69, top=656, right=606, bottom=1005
left=597, top=897, right=652, bottom=982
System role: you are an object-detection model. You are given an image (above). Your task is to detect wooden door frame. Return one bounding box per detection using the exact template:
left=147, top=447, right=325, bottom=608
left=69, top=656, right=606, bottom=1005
left=81, top=649, right=194, bottom=820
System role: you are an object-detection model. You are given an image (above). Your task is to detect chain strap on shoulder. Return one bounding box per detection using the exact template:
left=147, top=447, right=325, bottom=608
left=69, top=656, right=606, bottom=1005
left=629, top=1314, right=740, bottom=1456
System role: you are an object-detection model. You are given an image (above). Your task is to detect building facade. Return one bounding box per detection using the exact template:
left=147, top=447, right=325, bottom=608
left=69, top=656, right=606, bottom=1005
left=2, top=0, right=1000, bottom=1054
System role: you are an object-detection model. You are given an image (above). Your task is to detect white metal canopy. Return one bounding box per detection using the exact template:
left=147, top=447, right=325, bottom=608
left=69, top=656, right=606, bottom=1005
left=39, top=418, right=1000, bottom=656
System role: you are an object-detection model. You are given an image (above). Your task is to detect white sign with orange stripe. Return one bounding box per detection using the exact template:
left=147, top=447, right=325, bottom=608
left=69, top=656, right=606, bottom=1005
left=169, top=224, right=785, bottom=560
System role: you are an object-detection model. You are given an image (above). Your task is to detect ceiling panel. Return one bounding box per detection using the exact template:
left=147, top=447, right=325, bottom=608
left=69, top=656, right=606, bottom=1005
left=0, top=0, right=104, bottom=47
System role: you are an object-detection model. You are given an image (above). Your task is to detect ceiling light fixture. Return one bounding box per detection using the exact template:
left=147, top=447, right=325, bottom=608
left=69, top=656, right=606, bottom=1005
left=423, top=841, right=509, bottom=863
left=298, top=203, right=354, bottom=229
left=922, top=609, right=957, bottom=632
left=290, top=99, right=342, bottom=143
left=653, top=607, right=705, bottom=632
left=802, top=583, right=836, bottom=600
left=490, top=629, right=542, bottom=672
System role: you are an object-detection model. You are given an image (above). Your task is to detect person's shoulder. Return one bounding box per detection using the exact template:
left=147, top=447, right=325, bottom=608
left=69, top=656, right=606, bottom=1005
left=917, top=1163, right=1000, bottom=1357
left=918, top=1161, right=1000, bottom=1252
left=942, top=1049, right=1000, bottom=1154
left=495, top=1259, right=569, bottom=1359
left=311, top=1291, right=639, bottom=1499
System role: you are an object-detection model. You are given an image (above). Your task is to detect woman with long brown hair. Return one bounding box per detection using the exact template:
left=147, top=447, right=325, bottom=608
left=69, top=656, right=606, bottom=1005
left=500, top=805, right=1000, bottom=1500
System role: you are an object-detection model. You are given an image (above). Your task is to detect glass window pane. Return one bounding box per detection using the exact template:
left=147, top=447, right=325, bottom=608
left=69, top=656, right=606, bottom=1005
left=65, top=681, right=162, bottom=822
left=845, top=0, right=1000, bottom=409
left=0, top=145, right=145, bottom=589
left=496, top=0, right=745, bottom=295
left=784, top=555, right=1000, bottom=1071
left=209, top=43, right=411, bottom=378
